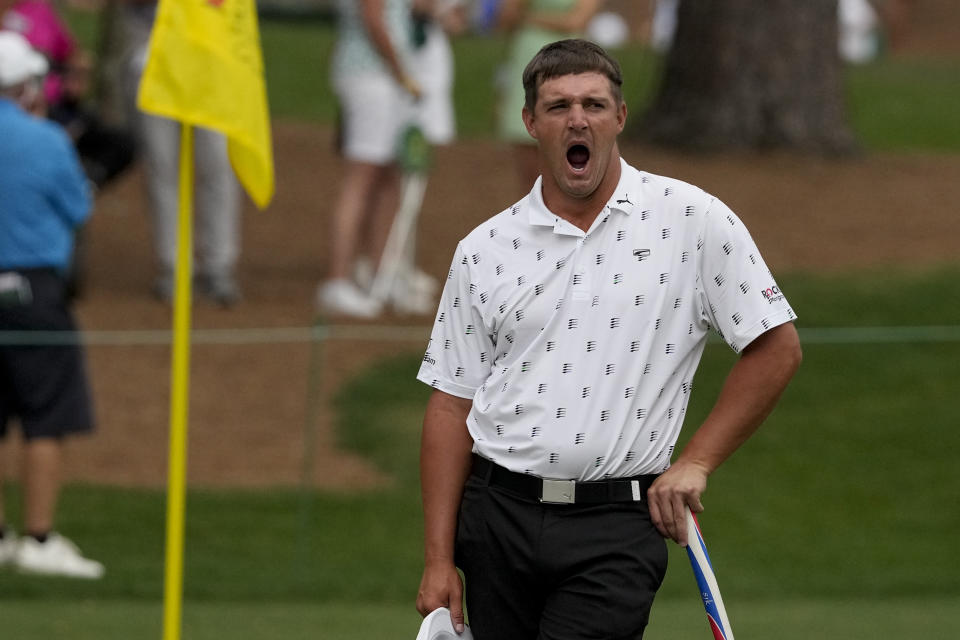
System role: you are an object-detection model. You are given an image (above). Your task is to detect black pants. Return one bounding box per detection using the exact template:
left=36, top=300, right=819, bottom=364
left=455, top=474, right=668, bottom=640
left=0, top=269, right=94, bottom=439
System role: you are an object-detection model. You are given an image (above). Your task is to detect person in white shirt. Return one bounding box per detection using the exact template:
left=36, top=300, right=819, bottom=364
left=315, top=0, right=420, bottom=317
left=415, top=39, right=802, bottom=639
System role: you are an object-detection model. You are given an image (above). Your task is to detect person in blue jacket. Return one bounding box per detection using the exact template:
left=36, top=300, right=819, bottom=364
left=0, top=31, right=104, bottom=579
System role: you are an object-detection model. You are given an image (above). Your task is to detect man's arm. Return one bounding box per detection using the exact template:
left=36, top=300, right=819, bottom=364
left=647, top=322, right=802, bottom=546
left=359, top=0, right=420, bottom=98
left=526, top=0, right=602, bottom=33
left=416, top=389, right=475, bottom=633
left=49, top=129, right=93, bottom=229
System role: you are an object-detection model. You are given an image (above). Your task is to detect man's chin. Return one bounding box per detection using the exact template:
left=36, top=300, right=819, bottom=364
left=560, top=171, right=599, bottom=198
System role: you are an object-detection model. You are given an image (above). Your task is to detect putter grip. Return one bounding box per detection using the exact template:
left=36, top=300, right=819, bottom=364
left=685, top=507, right=735, bottom=640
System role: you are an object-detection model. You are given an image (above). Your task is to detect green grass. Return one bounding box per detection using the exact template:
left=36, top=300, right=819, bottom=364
left=2, top=597, right=957, bottom=639
left=260, top=19, right=337, bottom=123
left=845, top=56, right=960, bottom=152
left=60, top=11, right=960, bottom=152
left=777, top=265, right=960, bottom=327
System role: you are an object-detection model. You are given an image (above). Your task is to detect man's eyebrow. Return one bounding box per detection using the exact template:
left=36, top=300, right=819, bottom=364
left=583, top=94, right=613, bottom=104
left=542, top=96, right=570, bottom=107
left=543, top=93, right=612, bottom=106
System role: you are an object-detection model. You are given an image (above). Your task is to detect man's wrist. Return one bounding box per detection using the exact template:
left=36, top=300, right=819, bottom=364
left=672, top=457, right=712, bottom=475
left=423, top=551, right=456, bottom=567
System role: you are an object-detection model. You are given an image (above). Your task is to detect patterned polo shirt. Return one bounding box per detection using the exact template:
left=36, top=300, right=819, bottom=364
left=417, top=158, right=796, bottom=481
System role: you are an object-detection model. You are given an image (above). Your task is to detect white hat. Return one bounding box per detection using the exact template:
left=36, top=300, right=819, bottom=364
left=415, top=607, right=474, bottom=640
left=0, top=31, right=48, bottom=88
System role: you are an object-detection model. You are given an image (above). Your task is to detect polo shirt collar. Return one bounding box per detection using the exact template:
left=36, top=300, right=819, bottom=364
left=525, top=158, right=636, bottom=236
left=606, top=158, right=637, bottom=217
left=526, top=176, right=571, bottom=233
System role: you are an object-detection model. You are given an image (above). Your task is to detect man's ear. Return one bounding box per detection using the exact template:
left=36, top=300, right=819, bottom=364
left=617, top=100, right=627, bottom=133
left=522, top=106, right=538, bottom=140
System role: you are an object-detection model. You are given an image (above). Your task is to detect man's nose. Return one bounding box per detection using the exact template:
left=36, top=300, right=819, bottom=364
left=567, top=105, right=588, bottom=129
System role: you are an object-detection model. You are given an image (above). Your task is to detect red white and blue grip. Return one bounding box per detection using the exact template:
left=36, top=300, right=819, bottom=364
left=685, top=507, right=735, bottom=640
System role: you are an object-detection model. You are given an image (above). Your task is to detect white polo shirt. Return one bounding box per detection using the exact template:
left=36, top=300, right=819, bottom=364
left=417, top=159, right=796, bottom=481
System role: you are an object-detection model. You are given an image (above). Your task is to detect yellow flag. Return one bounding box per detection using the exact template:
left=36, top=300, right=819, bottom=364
left=137, top=0, right=274, bottom=209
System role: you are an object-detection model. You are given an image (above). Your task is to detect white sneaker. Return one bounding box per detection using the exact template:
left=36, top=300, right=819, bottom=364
left=352, top=257, right=375, bottom=291
left=14, top=533, right=105, bottom=579
left=407, top=267, right=439, bottom=298
left=389, top=281, right=437, bottom=315
left=315, top=278, right=382, bottom=318
left=388, top=267, right=437, bottom=315
left=0, top=529, right=17, bottom=567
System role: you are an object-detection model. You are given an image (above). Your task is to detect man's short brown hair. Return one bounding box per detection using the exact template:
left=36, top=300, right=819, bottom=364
left=522, top=39, right=624, bottom=112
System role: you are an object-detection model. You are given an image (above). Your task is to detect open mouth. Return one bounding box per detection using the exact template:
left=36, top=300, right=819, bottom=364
left=566, top=144, right=590, bottom=172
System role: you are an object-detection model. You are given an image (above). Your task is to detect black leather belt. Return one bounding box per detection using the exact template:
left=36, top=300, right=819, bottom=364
left=470, top=454, right=658, bottom=505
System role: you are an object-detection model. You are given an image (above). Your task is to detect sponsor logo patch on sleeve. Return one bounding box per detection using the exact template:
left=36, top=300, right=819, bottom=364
left=760, top=285, right=785, bottom=304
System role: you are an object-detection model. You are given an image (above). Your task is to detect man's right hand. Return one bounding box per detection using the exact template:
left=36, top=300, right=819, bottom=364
left=416, top=560, right=465, bottom=633
left=399, top=73, right=423, bottom=101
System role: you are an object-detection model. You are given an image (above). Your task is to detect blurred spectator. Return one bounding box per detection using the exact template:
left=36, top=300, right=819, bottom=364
left=584, top=9, right=631, bottom=49
left=315, top=0, right=419, bottom=318
left=495, top=0, right=602, bottom=192
left=0, top=31, right=103, bottom=579
left=842, top=0, right=917, bottom=61
left=2, top=0, right=136, bottom=297
left=367, top=0, right=470, bottom=315
left=473, top=0, right=501, bottom=32
left=840, top=0, right=882, bottom=63
left=648, top=0, right=915, bottom=64
left=121, top=0, right=242, bottom=306
left=648, top=0, right=677, bottom=54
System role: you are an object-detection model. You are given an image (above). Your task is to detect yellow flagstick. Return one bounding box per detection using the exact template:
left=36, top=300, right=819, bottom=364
left=137, top=0, right=274, bottom=635
left=162, top=124, right=194, bottom=640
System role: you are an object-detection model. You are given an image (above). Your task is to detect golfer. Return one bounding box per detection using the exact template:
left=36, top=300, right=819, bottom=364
left=415, top=39, right=801, bottom=639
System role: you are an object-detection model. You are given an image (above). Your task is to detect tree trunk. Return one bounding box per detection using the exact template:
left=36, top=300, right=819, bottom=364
left=637, top=0, right=857, bottom=154
left=92, top=0, right=130, bottom=128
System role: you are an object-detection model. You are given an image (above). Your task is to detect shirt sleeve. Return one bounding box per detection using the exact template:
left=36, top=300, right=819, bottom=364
left=47, top=125, right=92, bottom=229
left=416, top=241, right=495, bottom=399
left=697, top=198, right=797, bottom=353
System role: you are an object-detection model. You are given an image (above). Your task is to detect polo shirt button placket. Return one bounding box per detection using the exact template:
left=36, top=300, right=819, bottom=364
left=568, top=233, right=587, bottom=301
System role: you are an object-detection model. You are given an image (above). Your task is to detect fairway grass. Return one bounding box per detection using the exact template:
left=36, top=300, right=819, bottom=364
left=2, top=597, right=957, bottom=639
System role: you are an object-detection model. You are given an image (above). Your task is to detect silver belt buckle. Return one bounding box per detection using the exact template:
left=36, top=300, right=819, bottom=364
left=540, top=479, right=576, bottom=504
